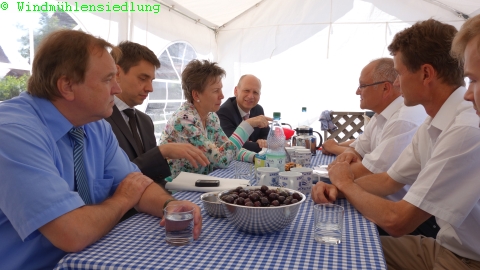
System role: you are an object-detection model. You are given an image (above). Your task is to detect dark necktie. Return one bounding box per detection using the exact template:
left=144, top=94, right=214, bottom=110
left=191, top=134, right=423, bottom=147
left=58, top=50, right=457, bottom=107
left=123, top=109, right=144, bottom=154
left=69, top=127, right=92, bottom=204
left=243, top=113, right=250, bottom=120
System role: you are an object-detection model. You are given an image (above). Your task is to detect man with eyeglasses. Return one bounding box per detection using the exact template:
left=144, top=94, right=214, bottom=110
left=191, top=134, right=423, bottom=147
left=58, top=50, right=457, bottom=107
left=323, top=59, right=427, bottom=159
left=325, top=58, right=426, bottom=182
left=322, top=58, right=434, bottom=236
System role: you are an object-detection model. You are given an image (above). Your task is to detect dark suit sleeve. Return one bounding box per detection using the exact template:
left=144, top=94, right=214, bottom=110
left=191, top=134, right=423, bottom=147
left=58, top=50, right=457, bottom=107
left=217, top=106, right=237, bottom=137
left=131, top=147, right=172, bottom=181
left=107, top=108, right=172, bottom=186
left=134, top=112, right=172, bottom=182
left=245, top=105, right=269, bottom=153
left=242, top=141, right=262, bottom=153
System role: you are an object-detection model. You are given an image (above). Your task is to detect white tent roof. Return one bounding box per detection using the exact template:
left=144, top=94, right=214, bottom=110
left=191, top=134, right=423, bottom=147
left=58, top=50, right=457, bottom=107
left=159, top=0, right=479, bottom=30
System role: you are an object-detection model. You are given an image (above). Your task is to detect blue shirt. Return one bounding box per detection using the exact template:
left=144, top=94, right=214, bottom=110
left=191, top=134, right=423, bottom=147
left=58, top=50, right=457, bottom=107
left=0, top=93, right=139, bottom=269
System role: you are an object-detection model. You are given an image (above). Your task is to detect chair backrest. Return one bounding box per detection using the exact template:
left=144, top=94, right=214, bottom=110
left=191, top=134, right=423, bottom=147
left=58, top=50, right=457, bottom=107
left=323, top=111, right=368, bottom=143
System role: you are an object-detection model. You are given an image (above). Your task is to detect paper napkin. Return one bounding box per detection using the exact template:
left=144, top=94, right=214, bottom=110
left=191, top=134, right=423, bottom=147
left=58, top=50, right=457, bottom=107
left=165, top=172, right=250, bottom=192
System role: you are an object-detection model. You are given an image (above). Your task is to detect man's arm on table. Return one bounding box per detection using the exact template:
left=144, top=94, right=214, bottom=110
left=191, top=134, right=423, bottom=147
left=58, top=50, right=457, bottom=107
left=327, top=147, right=369, bottom=179
left=322, top=139, right=355, bottom=155
left=328, top=162, right=431, bottom=236
left=349, top=160, right=374, bottom=179
left=312, top=169, right=401, bottom=203
left=39, top=172, right=152, bottom=252
left=40, top=173, right=203, bottom=252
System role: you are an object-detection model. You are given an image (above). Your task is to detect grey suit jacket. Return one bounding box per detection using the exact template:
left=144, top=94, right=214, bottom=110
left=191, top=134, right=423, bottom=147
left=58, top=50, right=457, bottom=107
left=106, top=105, right=171, bottom=186
left=217, top=97, right=270, bottom=153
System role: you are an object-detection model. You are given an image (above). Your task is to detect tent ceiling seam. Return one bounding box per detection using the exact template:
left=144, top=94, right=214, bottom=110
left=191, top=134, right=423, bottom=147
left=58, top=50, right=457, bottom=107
left=153, top=0, right=217, bottom=32
left=217, top=19, right=466, bottom=32
left=269, top=25, right=278, bottom=59
left=327, top=0, right=332, bottom=59
left=217, top=0, right=266, bottom=30
left=422, top=0, right=469, bottom=19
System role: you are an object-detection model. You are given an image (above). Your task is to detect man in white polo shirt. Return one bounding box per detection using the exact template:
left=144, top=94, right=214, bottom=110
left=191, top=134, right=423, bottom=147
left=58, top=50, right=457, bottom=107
left=313, top=18, right=480, bottom=268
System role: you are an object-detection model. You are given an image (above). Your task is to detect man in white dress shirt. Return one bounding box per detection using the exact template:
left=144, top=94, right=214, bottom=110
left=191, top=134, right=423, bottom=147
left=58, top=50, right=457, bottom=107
left=326, top=58, right=427, bottom=195
left=325, top=58, right=433, bottom=237
left=313, top=19, right=480, bottom=269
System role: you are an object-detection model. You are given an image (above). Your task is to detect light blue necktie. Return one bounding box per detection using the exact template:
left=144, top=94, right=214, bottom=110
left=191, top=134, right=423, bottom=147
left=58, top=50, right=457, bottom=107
left=69, top=127, right=92, bottom=204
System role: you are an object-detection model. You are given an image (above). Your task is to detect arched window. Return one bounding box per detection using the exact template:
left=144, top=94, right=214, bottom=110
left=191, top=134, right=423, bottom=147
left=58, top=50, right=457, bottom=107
left=145, top=42, right=198, bottom=142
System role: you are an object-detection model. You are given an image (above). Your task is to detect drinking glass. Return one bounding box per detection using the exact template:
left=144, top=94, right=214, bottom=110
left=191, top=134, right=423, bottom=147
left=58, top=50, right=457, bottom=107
left=164, top=205, right=194, bottom=246
left=235, top=161, right=255, bottom=184
left=313, top=204, right=344, bottom=244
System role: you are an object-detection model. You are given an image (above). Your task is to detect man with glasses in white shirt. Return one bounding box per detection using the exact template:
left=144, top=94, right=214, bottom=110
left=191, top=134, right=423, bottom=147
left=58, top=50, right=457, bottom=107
left=324, top=58, right=433, bottom=236
left=326, top=58, right=427, bottom=199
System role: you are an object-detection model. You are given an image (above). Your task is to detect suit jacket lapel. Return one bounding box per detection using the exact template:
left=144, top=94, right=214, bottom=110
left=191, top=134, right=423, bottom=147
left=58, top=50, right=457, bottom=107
left=232, top=98, right=243, bottom=125
left=135, top=111, right=154, bottom=148
left=110, top=105, right=143, bottom=156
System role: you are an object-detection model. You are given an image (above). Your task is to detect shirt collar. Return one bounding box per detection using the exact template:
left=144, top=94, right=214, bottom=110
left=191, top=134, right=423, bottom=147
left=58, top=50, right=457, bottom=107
left=237, top=104, right=249, bottom=117
left=430, top=86, right=467, bottom=132
left=379, top=96, right=404, bottom=120
left=114, top=96, right=134, bottom=111
left=30, top=93, right=77, bottom=142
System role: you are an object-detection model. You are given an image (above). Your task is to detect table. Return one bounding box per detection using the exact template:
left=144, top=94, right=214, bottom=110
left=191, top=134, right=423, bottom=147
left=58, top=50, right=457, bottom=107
left=55, top=152, right=386, bottom=270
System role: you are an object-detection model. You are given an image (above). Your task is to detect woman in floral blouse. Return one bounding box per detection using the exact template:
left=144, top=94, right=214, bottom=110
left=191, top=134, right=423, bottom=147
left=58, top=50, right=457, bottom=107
left=160, top=60, right=271, bottom=179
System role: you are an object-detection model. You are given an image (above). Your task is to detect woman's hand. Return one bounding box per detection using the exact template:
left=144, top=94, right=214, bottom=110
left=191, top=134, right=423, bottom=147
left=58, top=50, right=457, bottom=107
left=159, top=143, right=209, bottom=168
left=246, top=115, right=273, bottom=128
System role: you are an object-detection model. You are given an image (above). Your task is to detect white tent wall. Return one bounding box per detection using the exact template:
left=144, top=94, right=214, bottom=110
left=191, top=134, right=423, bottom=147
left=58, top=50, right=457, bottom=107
left=216, top=0, right=478, bottom=129
left=70, top=0, right=216, bottom=56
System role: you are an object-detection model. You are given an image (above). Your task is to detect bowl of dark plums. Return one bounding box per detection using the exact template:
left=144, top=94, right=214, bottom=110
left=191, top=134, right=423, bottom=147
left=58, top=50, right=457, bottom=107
left=217, top=185, right=306, bottom=235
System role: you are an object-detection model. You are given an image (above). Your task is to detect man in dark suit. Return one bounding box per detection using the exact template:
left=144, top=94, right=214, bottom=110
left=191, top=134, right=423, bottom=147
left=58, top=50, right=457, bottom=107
left=217, top=74, right=269, bottom=153
left=106, top=42, right=209, bottom=221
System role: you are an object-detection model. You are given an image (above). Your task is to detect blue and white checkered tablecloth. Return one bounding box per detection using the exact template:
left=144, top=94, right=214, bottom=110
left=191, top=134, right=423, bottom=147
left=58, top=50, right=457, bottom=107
left=55, top=152, right=386, bottom=270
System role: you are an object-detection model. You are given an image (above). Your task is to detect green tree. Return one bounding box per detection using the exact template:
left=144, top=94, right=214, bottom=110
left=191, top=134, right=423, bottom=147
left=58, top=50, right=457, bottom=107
left=0, top=74, right=29, bottom=101
left=18, top=12, right=76, bottom=62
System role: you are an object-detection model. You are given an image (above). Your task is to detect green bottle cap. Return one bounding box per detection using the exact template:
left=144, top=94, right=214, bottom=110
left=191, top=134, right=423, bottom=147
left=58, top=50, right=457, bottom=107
left=302, top=107, right=307, bottom=112
left=273, top=112, right=281, bottom=120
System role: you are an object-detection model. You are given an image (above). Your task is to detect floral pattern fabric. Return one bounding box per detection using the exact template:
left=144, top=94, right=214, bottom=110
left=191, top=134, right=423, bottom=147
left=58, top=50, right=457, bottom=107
left=160, top=102, right=255, bottom=179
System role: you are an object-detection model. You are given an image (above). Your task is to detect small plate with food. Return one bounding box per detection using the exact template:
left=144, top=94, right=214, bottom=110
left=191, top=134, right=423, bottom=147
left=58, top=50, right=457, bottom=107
left=285, top=162, right=302, bottom=171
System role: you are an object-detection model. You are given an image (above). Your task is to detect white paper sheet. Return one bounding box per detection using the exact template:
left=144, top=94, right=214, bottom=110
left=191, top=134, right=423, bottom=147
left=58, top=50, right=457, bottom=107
left=313, top=165, right=329, bottom=179
left=165, top=172, right=250, bottom=192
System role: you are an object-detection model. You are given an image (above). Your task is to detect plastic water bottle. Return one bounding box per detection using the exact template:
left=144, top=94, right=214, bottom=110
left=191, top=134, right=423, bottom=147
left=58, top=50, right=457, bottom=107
left=266, top=112, right=286, bottom=172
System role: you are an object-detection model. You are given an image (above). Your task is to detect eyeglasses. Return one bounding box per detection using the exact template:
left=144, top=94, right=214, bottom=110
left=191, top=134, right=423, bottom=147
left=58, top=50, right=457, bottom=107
left=357, top=81, right=392, bottom=90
